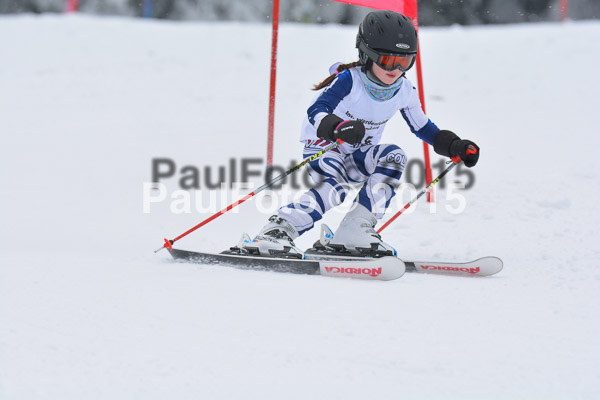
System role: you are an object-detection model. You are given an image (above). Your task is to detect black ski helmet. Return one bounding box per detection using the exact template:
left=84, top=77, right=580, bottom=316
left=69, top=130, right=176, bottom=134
left=356, top=10, right=418, bottom=72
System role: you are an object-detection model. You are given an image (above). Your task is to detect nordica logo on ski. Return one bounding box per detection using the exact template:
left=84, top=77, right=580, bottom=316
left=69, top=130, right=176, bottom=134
left=420, top=265, right=481, bottom=274
left=324, top=266, right=382, bottom=277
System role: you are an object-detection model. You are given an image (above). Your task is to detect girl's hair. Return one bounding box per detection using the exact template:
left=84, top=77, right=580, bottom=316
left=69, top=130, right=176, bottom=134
left=312, top=61, right=362, bottom=91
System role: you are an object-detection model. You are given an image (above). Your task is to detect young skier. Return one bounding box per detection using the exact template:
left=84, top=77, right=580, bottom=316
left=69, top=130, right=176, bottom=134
left=240, top=10, right=479, bottom=258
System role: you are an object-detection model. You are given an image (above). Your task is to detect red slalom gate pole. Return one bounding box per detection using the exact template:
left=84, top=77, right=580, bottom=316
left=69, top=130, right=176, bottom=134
left=66, top=0, right=78, bottom=12
left=559, top=0, right=568, bottom=22
left=155, top=140, right=342, bottom=253
left=414, top=47, right=434, bottom=203
left=377, top=157, right=460, bottom=234
left=266, top=0, right=280, bottom=168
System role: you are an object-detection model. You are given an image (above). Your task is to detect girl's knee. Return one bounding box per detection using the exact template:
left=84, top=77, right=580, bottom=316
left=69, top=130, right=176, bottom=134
left=378, top=144, right=407, bottom=173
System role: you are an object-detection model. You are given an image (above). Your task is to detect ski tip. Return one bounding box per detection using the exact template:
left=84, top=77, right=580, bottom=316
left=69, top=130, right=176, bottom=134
left=486, top=256, right=504, bottom=275
left=409, top=256, right=503, bottom=277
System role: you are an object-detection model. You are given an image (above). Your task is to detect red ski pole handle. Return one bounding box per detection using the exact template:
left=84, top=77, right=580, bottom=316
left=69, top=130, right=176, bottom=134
left=451, top=144, right=478, bottom=164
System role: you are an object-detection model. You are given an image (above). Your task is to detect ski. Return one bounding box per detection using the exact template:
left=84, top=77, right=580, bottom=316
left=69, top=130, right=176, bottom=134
left=167, top=248, right=406, bottom=281
left=303, top=252, right=503, bottom=277
left=405, top=257, right=503, bottom=277
left=168, top=248, right=502, bottom=279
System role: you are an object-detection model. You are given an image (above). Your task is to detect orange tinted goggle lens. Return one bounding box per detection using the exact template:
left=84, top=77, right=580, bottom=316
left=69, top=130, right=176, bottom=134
left=378, top=54, right=415, bottom=71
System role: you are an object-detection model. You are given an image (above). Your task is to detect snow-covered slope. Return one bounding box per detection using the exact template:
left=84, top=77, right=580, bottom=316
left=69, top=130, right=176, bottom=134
left=1, top=14, right=599, bottom=399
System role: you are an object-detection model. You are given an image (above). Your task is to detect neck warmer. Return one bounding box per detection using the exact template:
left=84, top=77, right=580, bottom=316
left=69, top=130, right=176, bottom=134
left=358, top=70, right=403, bottom=102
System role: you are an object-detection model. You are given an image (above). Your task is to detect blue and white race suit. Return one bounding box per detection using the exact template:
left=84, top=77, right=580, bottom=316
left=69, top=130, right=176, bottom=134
left=279, top=66, right=440, bottom=235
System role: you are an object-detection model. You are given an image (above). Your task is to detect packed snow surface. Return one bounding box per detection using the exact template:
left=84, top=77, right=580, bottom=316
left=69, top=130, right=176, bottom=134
left=1, top=14, right=599, bottom=399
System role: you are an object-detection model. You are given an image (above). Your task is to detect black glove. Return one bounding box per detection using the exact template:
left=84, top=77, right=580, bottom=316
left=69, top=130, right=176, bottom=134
left=450, top=139, right=480, bottom=168
left=317, top=114, right=365, bottom=145
left=433, top=129, right=480, bottom=168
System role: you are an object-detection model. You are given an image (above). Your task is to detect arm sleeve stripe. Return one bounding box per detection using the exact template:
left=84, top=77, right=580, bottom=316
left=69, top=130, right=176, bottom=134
left=400, top=108, right=419, bottom=132
left=307, top=71, right=353, bottom=126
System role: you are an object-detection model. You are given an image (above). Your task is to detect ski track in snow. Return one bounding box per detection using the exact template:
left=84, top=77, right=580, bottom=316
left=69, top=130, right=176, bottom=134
left=1, top=14, right=599, bottom=399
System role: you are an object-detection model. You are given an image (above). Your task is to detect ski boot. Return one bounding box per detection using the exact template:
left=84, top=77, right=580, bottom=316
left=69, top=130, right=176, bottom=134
left=314, top=204, right=396, bottom=257
left=231, top=215, right=304, bottom=259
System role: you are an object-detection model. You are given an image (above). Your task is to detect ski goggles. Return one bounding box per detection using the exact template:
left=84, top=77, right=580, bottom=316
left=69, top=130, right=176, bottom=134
left=359, top=42, right=416, bottom=72
left=377, top=53, right=415, bottom=71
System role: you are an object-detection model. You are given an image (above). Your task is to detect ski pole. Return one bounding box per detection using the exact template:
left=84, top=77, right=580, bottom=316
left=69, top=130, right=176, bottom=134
left=377, top=155, right=463, bottom=234
left=155, top=139, right=343, bottom=253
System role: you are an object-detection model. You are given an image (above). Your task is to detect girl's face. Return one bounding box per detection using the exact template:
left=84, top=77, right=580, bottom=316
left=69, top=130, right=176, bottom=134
left=371, top=62, right=403, bottom=85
